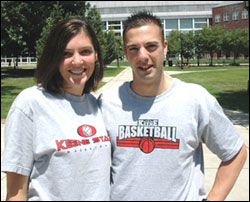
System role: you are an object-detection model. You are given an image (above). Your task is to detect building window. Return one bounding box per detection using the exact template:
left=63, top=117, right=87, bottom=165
left=108, top=21, right=121, bottom=31
left=242, top=10, right=248, bottom=19
left=180, top=18, right=193, bottom=29
left=102, top=22, right=107, bottom=31
left=232, top=12, right=239, bottom=20
left=194, top=18, right=208, bottom=28
left=166, top=19, right=178, bottom=29
left=224, top=13, right=229, bottom=22
left=215, top=14, right=221, bottom=23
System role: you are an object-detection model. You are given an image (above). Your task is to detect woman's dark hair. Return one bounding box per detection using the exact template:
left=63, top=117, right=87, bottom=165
left=34, top=18, right=104, bottom=94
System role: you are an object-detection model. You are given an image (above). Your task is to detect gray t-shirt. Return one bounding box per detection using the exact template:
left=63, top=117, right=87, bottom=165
left=1, top=86, right=111, bottom=201
left=98, top=78, right=243, bottom=201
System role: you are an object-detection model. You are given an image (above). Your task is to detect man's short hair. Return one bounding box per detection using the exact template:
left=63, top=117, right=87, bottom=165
left=123, top=10, right=164, bottom=45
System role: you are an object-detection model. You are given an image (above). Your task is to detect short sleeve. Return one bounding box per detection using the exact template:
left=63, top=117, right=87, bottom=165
left=200, top=100, right=244, bottom=162
left=1, top=106, right=34, bottom=176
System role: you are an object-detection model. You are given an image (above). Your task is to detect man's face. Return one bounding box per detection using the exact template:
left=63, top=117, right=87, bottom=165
left=124, top=23, right=168, bottom=85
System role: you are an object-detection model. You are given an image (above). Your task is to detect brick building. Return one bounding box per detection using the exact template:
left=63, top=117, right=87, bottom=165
left=212, top=1, right=249, bottom=29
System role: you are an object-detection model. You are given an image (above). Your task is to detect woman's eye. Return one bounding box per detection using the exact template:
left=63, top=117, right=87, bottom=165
left=81, top=50, right=92, bottom=55
left=63, top=52, right=72, bottom=58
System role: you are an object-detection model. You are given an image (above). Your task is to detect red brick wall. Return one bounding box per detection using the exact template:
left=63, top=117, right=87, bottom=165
left=212, top=2, right=249, bottom=29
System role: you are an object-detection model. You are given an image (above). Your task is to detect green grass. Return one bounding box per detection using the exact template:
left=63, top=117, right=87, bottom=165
left=171, top=66, right=249, bottom=113
left=1, top=66, right=125, bottom=119
left=104, top=67, right=125, bottom=77
left=1, top=65, right=249, bottom=119
left=1, top=68, right=36, bottom=119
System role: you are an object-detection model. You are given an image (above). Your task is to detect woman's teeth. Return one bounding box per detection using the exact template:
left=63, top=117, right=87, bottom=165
left=69, top=69, right=86, bottom=74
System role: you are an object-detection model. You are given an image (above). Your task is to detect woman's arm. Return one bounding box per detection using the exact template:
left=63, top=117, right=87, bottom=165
left=6, top=172, right=29, bottom=201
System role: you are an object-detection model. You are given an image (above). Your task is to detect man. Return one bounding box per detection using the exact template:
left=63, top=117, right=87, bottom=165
left=98, top=11, right=247, bottom=201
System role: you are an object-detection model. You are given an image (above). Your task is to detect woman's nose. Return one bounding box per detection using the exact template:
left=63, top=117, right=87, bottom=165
left=72, top=53, right=83, bottom=65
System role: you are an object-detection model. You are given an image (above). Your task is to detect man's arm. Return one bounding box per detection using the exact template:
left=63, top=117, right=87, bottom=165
left=206, top=144, right=247, bottom=201
left=6, top=172, right=29, bottom=201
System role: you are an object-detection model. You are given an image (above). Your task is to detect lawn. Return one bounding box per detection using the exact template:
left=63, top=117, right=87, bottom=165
left=1, top=65, right=249, bottom=119
left=170, top=66, right=249, bottom=113
left=1, top=66, right=125, bottom=119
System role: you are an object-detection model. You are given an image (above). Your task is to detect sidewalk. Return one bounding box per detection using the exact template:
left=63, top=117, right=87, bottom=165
left=1, top=67, right=249, bottom=201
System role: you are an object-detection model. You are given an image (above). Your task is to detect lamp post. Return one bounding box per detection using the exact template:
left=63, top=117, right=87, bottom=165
left=180, top=32, right=184, bottom=69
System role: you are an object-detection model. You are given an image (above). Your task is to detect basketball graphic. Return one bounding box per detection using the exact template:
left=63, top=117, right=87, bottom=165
left=77, top=124, right=96, bottom=138
left=82, top=126, right=92, bottom=136
left=139, top=137, right=155, bottom=153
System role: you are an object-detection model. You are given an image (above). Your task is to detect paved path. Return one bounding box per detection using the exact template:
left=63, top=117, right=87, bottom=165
left=1, top=67, right=249, bottom=201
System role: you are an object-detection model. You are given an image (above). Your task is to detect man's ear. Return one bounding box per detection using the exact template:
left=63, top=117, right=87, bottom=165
left=123, top=47, right=128, bottom=60
left=164, top=40, right=168, bottom=56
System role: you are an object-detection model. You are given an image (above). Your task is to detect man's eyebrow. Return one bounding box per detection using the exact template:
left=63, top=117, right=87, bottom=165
left=126, top=44, right=138, bottom=49
left=145, top=41, right=159, bottom=45
left=126, top=41, right=159, bottom=48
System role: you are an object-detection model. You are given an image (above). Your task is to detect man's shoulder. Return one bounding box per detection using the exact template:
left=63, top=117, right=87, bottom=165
left=174, top=78, right=210, bottom=95
left=99, top=82, right=129, bottom=100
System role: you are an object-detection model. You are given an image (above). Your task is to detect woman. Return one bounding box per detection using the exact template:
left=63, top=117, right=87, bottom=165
left=1, top=18, right=111, bottom=201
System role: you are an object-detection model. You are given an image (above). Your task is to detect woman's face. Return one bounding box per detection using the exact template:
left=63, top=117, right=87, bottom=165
left=59, top=30, right=97, bottom=96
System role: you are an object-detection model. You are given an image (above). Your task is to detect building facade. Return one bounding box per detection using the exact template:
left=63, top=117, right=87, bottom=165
left=212, top=1, right=249, bottom=29
left=90, top=1, right=224, bottom=38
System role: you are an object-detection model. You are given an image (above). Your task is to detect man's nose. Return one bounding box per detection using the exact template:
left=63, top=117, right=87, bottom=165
left=138, top=47, right=149, bottom=62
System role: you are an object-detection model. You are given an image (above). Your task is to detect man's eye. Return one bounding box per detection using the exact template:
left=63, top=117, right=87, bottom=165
left=147, top=45, right=157, bottom=51
left=129, top=48, right=138, bottom=51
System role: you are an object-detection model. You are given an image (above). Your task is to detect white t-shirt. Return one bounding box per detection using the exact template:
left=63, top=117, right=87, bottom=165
left=98, top=78, right=244, bottom=201
left=1, top=86, right=111, bottom=201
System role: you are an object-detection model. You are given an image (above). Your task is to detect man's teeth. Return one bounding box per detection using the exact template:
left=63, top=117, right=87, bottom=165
left=140, top=65, right=153, bottom=70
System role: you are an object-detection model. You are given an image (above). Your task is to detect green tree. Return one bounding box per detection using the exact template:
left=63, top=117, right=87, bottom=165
left=167, top=30, right=181, bottom=59
left=1, top=1, right=56, bottom=57
left=221, top=30, right=232, bottom=58
left=85, top=6, right=107, bottom=66
left=104, top=30, right=119, bottom=65
left=200, top=26, right=225, bottom=66
left=241, top=29, right=249, bottom=58
left=35, top=3, right=65, bottom=59
left=35, top=1, right=88, bottom=59
left=194, top=30, right=205, bottom=66
left=86, top=6, right=124, bottom=66
left=2, top=1, right=89, bottom=60
left=182, top=31, right=195, bottom=63
left=113, top=36, right=123, bottom=67
left=221, top=28, right=249, bottom=64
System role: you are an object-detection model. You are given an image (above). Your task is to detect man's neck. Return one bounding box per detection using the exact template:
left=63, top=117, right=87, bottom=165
left=131, top=73, right=172, bottom=97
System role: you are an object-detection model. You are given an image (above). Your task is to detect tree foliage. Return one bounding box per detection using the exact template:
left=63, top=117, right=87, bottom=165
left=2, top=1, right=249, bottom=67
left=2, top=1, right=122, bottom=66
left=167, top=26, right=249, bottom=66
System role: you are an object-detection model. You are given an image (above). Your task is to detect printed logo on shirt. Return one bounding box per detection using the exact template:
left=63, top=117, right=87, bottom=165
left=117, top=119, right=180, bottom=154
left=55, top=124, right=110, bottom=152
left=78, top=124, right=96, bottom=137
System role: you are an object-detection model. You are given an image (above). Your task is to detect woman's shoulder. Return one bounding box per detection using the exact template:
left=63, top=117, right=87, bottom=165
left=11, top=85, right=50, bottom=110
left=16, top=85, right=44, bottom=101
